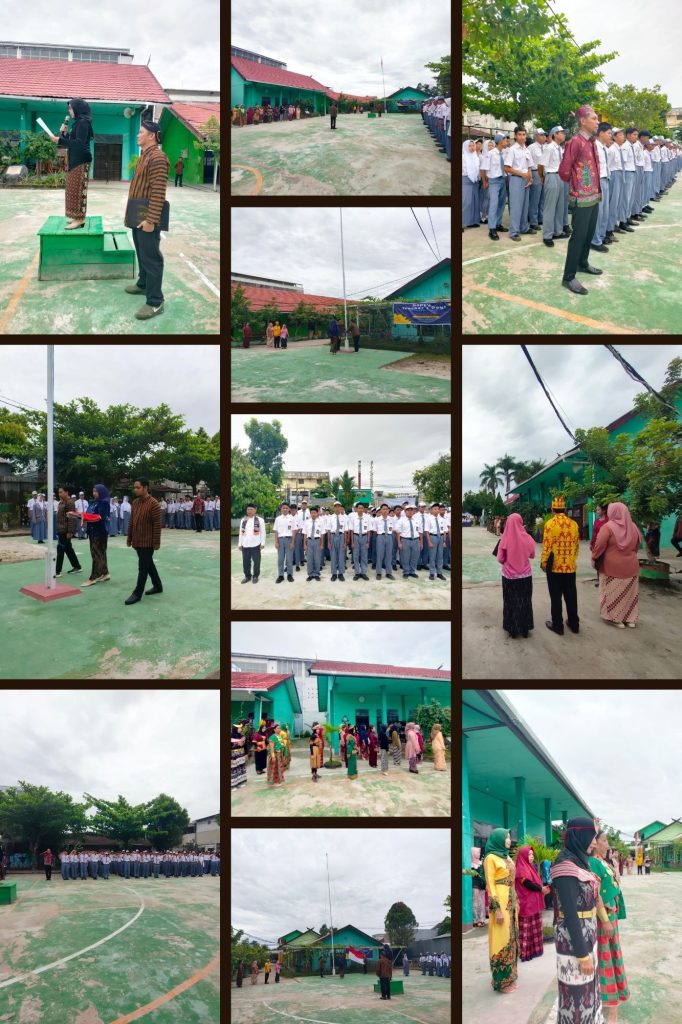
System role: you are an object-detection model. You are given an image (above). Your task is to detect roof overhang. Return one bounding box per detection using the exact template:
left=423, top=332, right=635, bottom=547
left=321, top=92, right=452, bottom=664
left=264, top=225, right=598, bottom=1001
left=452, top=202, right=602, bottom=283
left=315, top=672, right=451, bottom=711
left=0, top=95, right=155, bottom=106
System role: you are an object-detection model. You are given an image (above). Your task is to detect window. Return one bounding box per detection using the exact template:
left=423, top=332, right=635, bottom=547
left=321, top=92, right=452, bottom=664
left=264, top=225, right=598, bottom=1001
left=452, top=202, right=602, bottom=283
left=386, top=709, right=399, bottom=723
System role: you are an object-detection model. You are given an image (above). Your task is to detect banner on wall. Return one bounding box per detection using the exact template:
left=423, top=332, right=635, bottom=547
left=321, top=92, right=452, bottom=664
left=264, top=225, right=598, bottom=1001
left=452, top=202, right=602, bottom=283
left=392, top=302, right=451, bottom=326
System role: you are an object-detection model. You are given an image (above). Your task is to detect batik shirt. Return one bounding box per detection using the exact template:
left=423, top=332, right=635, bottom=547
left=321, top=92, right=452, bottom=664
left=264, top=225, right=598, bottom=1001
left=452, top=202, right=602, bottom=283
left=558, top=132, right=602, bottom=207
left=541, top=514, right=580, bottom=573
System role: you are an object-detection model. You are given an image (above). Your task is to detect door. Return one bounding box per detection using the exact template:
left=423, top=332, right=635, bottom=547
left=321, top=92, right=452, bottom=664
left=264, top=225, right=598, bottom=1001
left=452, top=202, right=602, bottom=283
left=93, top=139, right=122, bottom=181
left=355, top=710, right=369, bottom=729
left=204, top=150, right=214, bottom=184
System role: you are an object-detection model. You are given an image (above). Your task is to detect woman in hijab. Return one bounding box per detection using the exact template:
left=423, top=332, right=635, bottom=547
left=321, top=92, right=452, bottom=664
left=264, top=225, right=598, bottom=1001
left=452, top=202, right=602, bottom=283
left=48, top=99, right=93, bottom=229
left=247, top=106, right=254, bottom=126
left=267, top=723, right=285, bottom=786
left=550, top=817, right=601, bottom=1023
left=470, top=846, right=487, bottom=927
left=236, top=960, right=245, bottom=987
left=589, top=832, right=629, bottom=1023
left=497, top=512, right=536, bottom=639
left=367, top=724, right=378, bottom=768
left=231, top=724, right=247, bottom=791
left=430, top=723, right=447, bottom=771
left=309, top=723, right=323, bottom=782
left=70, top=483, right=110, bottom=585
left=462, top=140, right=481, bottom=228
left=514, top=845, right=549, bottom=961
left=378, top=723, right=390, bottom=774
left=390, top=723, right=402, bottom=766
left=345, top=726, right=359, bottom=780
left=253, top=721, right=268, bottom=775
left=405, top=722, right=420, bottom=774
left=483, top=828, right=519, bottom=993
left=590, top=501, right=642, bottom=628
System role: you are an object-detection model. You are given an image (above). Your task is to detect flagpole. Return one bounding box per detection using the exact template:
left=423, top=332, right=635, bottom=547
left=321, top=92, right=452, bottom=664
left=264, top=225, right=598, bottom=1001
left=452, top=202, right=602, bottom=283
left=339, top=210, right=349, bottom=351
left=381, top=57, right=386, bottom=114
left=46, top=345, right=55, bottom=589
left=327, top=851, right=336, bottom=975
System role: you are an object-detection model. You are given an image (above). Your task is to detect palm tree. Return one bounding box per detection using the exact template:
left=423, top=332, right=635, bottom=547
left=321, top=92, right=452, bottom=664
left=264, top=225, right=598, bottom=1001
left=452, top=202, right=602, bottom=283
left=513, top=459, right=546, bottom=485
left=496, top=454, right=517, bottom=494
left=338, top=471, right=355, bottom=507
left=480, top=463, right=504, bottom=496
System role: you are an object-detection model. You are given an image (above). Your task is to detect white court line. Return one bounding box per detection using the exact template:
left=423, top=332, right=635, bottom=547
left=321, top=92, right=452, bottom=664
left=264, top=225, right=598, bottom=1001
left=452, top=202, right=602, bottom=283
left=0, top=885, right=144, bottom=989
left=463, top=243, right=544, bottom=265
left=263, top=1002, right=431, bottom=1024
left=179, top=252, right=220, bottom=297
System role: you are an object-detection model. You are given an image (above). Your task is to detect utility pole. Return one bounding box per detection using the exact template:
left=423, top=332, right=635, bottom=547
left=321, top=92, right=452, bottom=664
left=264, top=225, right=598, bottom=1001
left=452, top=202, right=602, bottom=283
left=381, top=57, right=387, bottom=114
left=45, top=345, right=56, bottom=588
left=340, top=209, right=349, bottom=350
left=327, top=851, right=336, bottom=976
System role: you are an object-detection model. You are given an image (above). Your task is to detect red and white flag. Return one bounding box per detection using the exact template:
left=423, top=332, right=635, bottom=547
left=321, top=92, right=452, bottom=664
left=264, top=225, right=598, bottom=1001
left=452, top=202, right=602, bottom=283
left=347, top=946, right=365, bottom=965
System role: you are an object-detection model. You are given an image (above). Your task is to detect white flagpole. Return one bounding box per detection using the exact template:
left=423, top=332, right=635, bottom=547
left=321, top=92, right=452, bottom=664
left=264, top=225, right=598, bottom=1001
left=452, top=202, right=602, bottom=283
left=340, top=210, right=349, bottom=351
left=46, top=345, right=55, bottom=589
left=327, top=851, right=336, bottom=975
left=381, top=57, right=386, bottom=114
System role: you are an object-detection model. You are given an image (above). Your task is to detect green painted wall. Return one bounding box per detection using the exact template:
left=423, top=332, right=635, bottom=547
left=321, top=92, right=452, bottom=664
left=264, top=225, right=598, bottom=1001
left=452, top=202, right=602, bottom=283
left=231, top=68, right=328, bottom=114
left=386, top=87, right=430, bottom=112
left=230, top=682, right=298, bottom=736
left=231, top=67, right=246, bottom=107
left=286, top=926, right=378, bottom=972
left=389, top=264, right=452, bottom=339
left=160, top=114, right=204, bottom=185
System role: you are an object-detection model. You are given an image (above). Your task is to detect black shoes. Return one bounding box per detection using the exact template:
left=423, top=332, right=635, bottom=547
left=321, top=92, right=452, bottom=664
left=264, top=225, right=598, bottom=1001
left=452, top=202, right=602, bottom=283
left=306, top=575, right=313, bottom=582
left=67, top=566, right=82, bottom=574
left=590, top=243, right=609, bottom=253
left=296, top=565, right=300, bottom=571
left=613, top=226, right=626, bottom=234
left=620, top=221, right=635, bottom=232
left=338, top=574, right=345, bottom=581
left=145, top=587, right=163, bottom=595
left=241, top=577, right=251, bottom=584
left=276, top=576, right=284, bottom=583
left=565, top=620, right=580, bottom=634
left=253, top=577, right=259, bottom=584
left=562, top=278, right=588, bottom=295
left=563, top=226, right=572, bottom=236
left=578, top=264, right=603, bottom=275
left=331, top=574, right=338, bottom=581
left=125, top=593, right=141, bottom=605
left=489, top=230, right=500, bottom=241
left=386, top=574, right=395, bottom=580
left=287, top=574, right=294, bottom=582
left=642, top=205, right=654, bottom=213
left=545, top=620, right=564, bottom=635
left=353, top=574, right=360, bottom=581
left=437, top=573, right=446, bottom=580
left=543, top=239, right=554, bottom=247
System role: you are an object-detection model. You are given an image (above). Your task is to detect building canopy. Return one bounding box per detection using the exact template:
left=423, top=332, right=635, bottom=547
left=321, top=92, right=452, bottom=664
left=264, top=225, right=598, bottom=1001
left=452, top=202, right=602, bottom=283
left=311, top=660, right=451, bottom=711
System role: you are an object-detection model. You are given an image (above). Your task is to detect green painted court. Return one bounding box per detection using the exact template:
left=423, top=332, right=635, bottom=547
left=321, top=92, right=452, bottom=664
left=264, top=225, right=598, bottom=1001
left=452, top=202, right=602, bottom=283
left=0, top=532, right=219, bottom=679
left=0, top=185, right=219, bottom=334
left=231, top=116, right=451, bottom=196
left=231, top=972, right=450, bottom=1024
left=0, top=873, right=219, bottom=1023
left=463, top=179, right=682, bottom=334
left=231, top=345, right=451, bottom=403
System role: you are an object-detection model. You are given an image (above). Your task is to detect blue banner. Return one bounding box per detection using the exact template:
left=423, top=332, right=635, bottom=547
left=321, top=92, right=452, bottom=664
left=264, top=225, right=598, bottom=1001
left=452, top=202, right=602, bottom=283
left=393, top=302, right=451, bottom=326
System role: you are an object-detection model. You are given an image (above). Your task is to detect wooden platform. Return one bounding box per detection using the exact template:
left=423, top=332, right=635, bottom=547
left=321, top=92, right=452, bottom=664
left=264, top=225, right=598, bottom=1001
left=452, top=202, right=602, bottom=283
left=37, top=216, right=135, bottom=281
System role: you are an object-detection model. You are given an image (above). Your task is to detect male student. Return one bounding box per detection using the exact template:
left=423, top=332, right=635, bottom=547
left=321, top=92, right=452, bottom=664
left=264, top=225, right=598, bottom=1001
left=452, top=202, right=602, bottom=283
left=294, top=500, right=311, bottom=571
left=304, top=505, right=325, bottom=581
left=274, top=503, right=297, bottom=583
left=373, top=504, right=395, bottom=580
left=347, top=502, right=371, bottom=580
left=124, top=476, right=162, bottom=605
left=395, top=503, right=422, bottom=578
left=426, top=502, right=447, bottom=581
left=416, top=503, right=430, bottom=569
left=55, top=485, right=82, bottom=577
left=238, top=503, right=266, bottom=584
left=329, top=500, right=347, bottom=581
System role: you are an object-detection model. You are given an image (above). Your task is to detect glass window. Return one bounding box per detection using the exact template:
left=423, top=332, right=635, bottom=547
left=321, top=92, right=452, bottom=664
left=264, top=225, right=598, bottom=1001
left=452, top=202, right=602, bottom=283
left=386, top=708, right=399, bottom=723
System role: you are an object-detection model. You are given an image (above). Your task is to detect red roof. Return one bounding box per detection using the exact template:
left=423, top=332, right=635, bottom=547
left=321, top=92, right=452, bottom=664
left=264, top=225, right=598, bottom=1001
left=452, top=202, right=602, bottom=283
left=170, top=101, right=220, bottom=136
left=231, top=672, right=293, bottom=690
left=326, top=91, right=376, bottom=103
left=231, top=56, right=329, bottom=94
left=310, top=660, right=451, bottom=680
left=0, top=58, right=170, bottom=103
left=231, top=284, right=343, bottom=313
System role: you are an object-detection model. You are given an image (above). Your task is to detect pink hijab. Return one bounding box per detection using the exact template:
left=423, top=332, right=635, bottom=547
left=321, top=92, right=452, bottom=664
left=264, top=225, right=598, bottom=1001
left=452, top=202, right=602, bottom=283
left=606, top=502, right=641, bottom=552
left=497, top=513, right=535, bottom=574
left=514, top=845, right=545, bottom=916
left=471, top=846, right=482, bottom=869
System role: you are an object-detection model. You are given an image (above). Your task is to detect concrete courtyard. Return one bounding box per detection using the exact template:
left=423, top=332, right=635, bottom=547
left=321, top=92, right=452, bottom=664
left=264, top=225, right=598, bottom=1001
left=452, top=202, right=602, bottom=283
left=0, top=184, right=220, bottom=334
left=231, top=114, right=451, bottom=196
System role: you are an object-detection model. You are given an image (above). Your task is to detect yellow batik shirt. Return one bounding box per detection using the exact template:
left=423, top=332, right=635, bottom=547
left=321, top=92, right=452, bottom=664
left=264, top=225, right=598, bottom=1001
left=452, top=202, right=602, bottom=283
left=541, top=513, right=580, bottom=573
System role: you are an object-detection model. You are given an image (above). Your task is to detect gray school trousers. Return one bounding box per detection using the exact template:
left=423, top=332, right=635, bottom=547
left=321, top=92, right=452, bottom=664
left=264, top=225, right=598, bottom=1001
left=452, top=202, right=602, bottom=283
left=330, top=531, right=345, bottom=573
left=352, top=534, right=369, bottom=573
left=508, top=175, right=530, bottom=237
left=277, top=540, right=294, bottom=576
left=400, top=538, right=420, bottom=574
left=608, top=169, right=622, bottom=232
left=375, top=533, right=393, bottom=576
left=542, top=173, right=564, bottom=240
left=632, top=165, right=644, bottom=214
left=428, top=535, right=444, bottom=574
left=528, top=168, right=543, bottom=226
left=306, top=537, right=322, bottom=577
left=621, top=171, right=635, bottom=224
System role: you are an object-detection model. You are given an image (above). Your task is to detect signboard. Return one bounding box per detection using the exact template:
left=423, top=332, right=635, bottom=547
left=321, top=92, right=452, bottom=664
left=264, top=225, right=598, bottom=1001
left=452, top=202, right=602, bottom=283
left=392, top=302, right=451, bottom=326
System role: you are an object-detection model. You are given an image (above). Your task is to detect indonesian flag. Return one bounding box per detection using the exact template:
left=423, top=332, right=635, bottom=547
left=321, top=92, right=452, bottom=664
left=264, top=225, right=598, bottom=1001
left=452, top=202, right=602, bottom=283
left=347, top=946, right=365, bottom=965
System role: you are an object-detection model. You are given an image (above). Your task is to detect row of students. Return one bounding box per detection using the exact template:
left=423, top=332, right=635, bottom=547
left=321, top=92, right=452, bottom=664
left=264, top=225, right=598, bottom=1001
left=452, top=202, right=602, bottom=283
left=58, top=850, right=220, bottom=879
left=238, top=501, right=451, bottom=583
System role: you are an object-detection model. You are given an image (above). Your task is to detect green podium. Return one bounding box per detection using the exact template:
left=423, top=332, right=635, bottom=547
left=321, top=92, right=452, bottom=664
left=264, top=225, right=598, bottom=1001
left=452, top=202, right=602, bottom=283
left=37, top=216, right=135, bottom=281
left=373, top=980, right=404, bottom=995
left=0, top=882, right=17, bottom=904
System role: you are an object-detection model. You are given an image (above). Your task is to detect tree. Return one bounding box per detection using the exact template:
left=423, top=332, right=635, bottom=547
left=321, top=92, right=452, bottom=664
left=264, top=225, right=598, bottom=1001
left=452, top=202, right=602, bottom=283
left=462, top=489, right=493, bottom=516
left=424, top=55, right=451, bottom=97
left=231, top=446, right=279, bottom=518
left=413, top=451, right=451, bottom=502
left=631, top=357, right=682, bottom=423
left=479, top=463, right=504, bottom=496
left=463, top=0, right=555, bottom=50
left=319, top=924, right=330, bottom=936
left=0, top=406, right=30, bottom=464
left=496, top=453, right=517, bottom=494
left=231, top=927, right=272, bottom=978
left=0, top=782, right=90, bottom=868
left=512, top=458, right=546, bottom=484
left=436, top=895, right=451, bottom=935
left=245, top=418, right=288, bottom=485
left=231, top=286, right=251, bottom=337
left=491, top=493, right=506, bottom=517
left=83, top=794, right=147, bottom=848
left=414, top=699, right=451, bottom=742
left=560, top=427, right=630, bottom=509
left=337, top=470, right=356, bottom=507
left=600, top=83, right=670, bottom=136
left=20, top=130, right=63, bottom=175
left=384, top=901, right=418, bottom=951
left=145, top=794, right=190, bottom=850
left=193, top=115, right=220, bottom=191
left=624, top=417, right=682, bottom=530
left=173, top=427, right=220, bottom=493
left=415, top=81, right=440, bottom=98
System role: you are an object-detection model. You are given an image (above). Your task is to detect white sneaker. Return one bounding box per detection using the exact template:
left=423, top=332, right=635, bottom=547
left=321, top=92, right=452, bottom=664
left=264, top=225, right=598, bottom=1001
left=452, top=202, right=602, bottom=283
left=81, top=578, right=98, bottom=587
left=625, top=621, right=636, bottom=628
left=613, top=621, right=625, bottom=629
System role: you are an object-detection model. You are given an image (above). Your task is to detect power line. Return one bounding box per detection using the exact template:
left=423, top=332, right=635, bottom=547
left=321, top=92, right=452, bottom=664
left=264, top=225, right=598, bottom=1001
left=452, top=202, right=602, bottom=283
left=410, top=208, right=439, bottom=262
left=427, top=208, right=441, bottom=259
left=0, top=393, right=43, bottom=414
left=520, top=346, right=576, bottom=443
left=604, top=346, right=679, bottom=418
left=345, top=266, right=434, bottom=298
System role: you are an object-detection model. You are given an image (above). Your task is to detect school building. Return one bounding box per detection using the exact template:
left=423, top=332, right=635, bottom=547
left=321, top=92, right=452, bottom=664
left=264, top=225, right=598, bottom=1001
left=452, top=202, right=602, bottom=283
left=181, top=813, right=220, bottom=851
left=311, top=659, right=451, bottom=753
left=385, top=86, right=431, bottom=112
left=231, top=51, right=331, bottom=115
left=278, top=925, right=383, bottom=972
left=230, top=671, right=302, bottom=738
left=462, top=690, right=596, bottom=929
left=231, top=651, right=320, bottom=731
left=636, top=819, right=682, bottom=867
left=384, top=258, right=452, bottom=340
left=505, top=383, right=682, bottom=542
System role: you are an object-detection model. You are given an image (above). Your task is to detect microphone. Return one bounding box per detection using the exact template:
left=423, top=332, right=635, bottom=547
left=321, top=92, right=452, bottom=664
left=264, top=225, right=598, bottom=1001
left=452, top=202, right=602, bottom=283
left=61, top=114, right=71, bottom=134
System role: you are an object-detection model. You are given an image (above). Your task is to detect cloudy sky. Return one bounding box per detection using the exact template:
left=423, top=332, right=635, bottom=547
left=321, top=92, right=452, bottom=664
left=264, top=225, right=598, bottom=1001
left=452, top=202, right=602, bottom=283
left=232, top=828, right=451, bottom=944
left=462, top=344, right=679, bottom=494
left=232, top=0, right=449, bottom=96
left=2, top=2, right=219, bottom=89
left=551, top=0, right=681, bottom=98
left=231, top=414, right=451, bottom=487
left=501, top=690, right=682, bottom=839
left=0, top=689, right=219, bottom=820
left=232, top=208, right=451, bottom=300
left=0, top=345, right=220, bottom=435
left=232, top=622, right=451, bottom=670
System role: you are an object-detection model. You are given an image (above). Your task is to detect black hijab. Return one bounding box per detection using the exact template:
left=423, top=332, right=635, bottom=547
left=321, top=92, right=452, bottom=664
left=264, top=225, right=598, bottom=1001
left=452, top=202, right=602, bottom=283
left=555, top=816, right=597, bottom=871
left=69, top=98, right=92, bottom=121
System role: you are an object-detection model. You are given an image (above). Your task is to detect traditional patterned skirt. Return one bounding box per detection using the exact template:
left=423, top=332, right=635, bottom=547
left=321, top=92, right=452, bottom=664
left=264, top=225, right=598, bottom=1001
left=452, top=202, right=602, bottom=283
left=231, top=739, right=247, bottom=790
left=392, top=746, right=401, bottom=765
left=597, top=911, right=629, bottom=1006
left=267, top=750, right=284, bottom=784
left=380, top=749, right=389, bottom=771
left=519, top=911, right=544, bottom=961
left=65, top=162, right=89, bottom=220
left=555, top=916, right=603, bottom=1024
left=599, top=574, right=639, bottom=624
left=488, top=883, right=519, bottom=991
left=502, top=576, right=534, bottom=636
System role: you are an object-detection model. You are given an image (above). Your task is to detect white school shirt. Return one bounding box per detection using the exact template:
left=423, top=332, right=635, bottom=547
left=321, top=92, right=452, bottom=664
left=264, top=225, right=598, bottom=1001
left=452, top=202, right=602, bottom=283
left=606, top=142, right=623, bottom=173
left=633, top=140, right=645, bottom=167
left=504, top=142, right=532, bottom=172
left=620, top=141, right=636, bottom=171
left=426, top=513, right=443, bottom=535
left=238, top=515, right=266, bottom=548
left=347, top=512, right=370, bottom=535
left=595, top=140, right=609, bottom=178
left=329, top=512, right=347, bottom=534
left=205, top=499, right=216, bottom=512
left=27, top=497, right=36, bottom=511
left=396, top=516, right=422, bottom=539
left=273, top=514, right=296, bottom=538
left=75, top=497, right=87, bottom=514
left=661, top=147, right=669, bottom=163
left=643, top=148, right=652, bottom=172
left=295, top=508, right=311, bottom=529
left=120, top=499, right=131, bottom=515
left=480, top=146, right=506, bottom=178
left=215, top=499, right=221, bottom=509
left=415, top=511, right=429, bottom=535
left=373, top=515, right=393, bottom=535
left=650, top=146, right=661, bottom=164
left=527, top=141, right=546, bottom=169
left=304, top=518, right=325, bottom=540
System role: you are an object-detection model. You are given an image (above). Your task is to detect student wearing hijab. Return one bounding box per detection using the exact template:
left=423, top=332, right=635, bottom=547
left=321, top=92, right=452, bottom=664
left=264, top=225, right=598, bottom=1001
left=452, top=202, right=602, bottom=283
left=589, top=831, right=630, bottom=1022
left=69, top=483, right=110, bottom=585
left=253, top=721, right=268, bottom=775
left=346, top=726, right=358, bottom=780
left=483, top=828, right=519, bottom=992
left=514, top=846, right=549, bottom=961
left=496, top=512, right=536, bottom=639
left=378, top=723, right=390, bottom=774
left=470, top=847, right=487, bottom=926
left=590, top=501, right=642, bottom=628
left=462, top=141, right=481, bottom=228
left=550, top=817, right=601, bottom=1023
left=47, top=99, right=93, bottom=229
left=430, top=723, right=446, bottom=771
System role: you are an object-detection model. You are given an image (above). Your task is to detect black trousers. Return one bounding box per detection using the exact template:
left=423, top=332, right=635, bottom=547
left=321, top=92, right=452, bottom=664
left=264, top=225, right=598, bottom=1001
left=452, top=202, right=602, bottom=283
left=56, top=531, right=81, bottom=573
left=133, top=546, right=162, bottom=596
left=671, top=537, right=682, bottom=554
left=330, top=115, right=337, bottom=129
left=45, top=864, right=52, bottom=880
left=194, top=513, right=204, bottom=533
left=547, top=571, right=579, bottom=630
left=132, top=225, right=165, bottom=307
left=242, top=547, right=262, bottom=579
left=174, top=174, right=183, bottom=186
left=380, top=977, right=391, bottom=999
left=562, top=202, right=600, bottom=281
left=353, top=336, right=359, bottom=351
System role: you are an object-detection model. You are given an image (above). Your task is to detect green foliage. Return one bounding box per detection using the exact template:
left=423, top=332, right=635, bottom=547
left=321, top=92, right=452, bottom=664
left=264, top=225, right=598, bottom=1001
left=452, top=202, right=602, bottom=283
left=230, top=446, right=279, bottom=518
left=173, top=427, right=220, bottom=493
left=0, top=782, right=90, bottom=869
left=491, top=493, right=505, bottom=517
left=231, top=285, right=252, bottom=332
left=463, top=0, right=555, bottom=51
left=384, top=901, right=418, bottom=949
left=424, top=55, right=451, bottom=96
left=513, top=499, right=545, bottom=534
left=416, top=81, right=440, bottom=98
left=83, top=793, right=148, bottom=848
left=512, top=458, right=547, bottom=484
left=625, top=418, right=682, bottom=525
left=0, top=407, right=30, bottom=462
left=604, top=828, right=630, bottom=859
left=412, top=451, right=451, bottom=502
left=414, top=699, right=451, bottom=740
left=496, top=453, right=517, bottom=494
left=518, top=834, right=559, bottom=865
left=436, top=895, right=451, bottom=935
left=145, top=794, right=191, bottom=850
left=479, top=463, right=504, bottom=495
left=560, top=427, right=629, bottom=507
left=599, top=83, right=671, bottom=136
left=462, top=489, right=493, bottom=516
left=631, top=358, right=682, bottom=422
left=193, top=115, right=221, bottom=190
left=245, top=418, right=288, bottom=485
left=231, top=927, right=272, bottom=976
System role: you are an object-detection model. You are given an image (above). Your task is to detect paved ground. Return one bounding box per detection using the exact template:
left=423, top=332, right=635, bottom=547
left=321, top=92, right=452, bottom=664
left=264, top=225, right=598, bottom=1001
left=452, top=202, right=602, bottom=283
left=462, top=526, right=682, bottom=679
left=462, top=178, right=682, bottom=334
left=462, top=871, right=681, bottom=1024
left=0, top=532, right=220, bottom=678
left=231, top=971, right=451, bottom=1024
left=231, top=344, right=451, bottom=403
left=231, top=741, right=451, bottom=817
left=231, top=115, right=451, bottom=196
left=0, top=184, right=219, bottom=334
left=231, top=541, right=451, bottom=610
left=0, top=872, right=220, bottom=1023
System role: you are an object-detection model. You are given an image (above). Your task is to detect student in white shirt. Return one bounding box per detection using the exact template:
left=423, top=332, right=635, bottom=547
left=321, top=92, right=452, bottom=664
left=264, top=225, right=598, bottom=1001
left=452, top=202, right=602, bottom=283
left=294, top=500, right=311, bottom=571
left=119, top=495, right=132, bottom=536
left=328, top=500, right=347, bottom=581
left=304, top=506, right=325, bottom=581
left=346, top=502, right=370, bottom=580
left=539, top=126, right=568, bottom=245
left=373, top=503, right=396, bottom=580
left=426, top=502, right=447, bottom=581
left=504, top=126, right=534, bottom=240
left=527, top=128, right=547, bottom=229
left=390, top=509, right=401, bottom=570
left=238, top=503, right=266, bottom=584
left=395, top=503, right=422, bottom=578
left=274, top=503, right=297, bottom=583
left=416, top=503, right=430, bottom=569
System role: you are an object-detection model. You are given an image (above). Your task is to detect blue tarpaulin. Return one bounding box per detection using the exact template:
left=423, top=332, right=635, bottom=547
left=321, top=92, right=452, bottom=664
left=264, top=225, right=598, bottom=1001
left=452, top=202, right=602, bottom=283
left=393, top=302, right=451, bottom=326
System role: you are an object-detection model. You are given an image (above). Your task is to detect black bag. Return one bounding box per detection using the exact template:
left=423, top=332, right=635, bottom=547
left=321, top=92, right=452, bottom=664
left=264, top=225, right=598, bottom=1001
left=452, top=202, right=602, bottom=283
left=125, top=197, right=170, bottom=231
left=492, top=540, right=500, bottom=557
